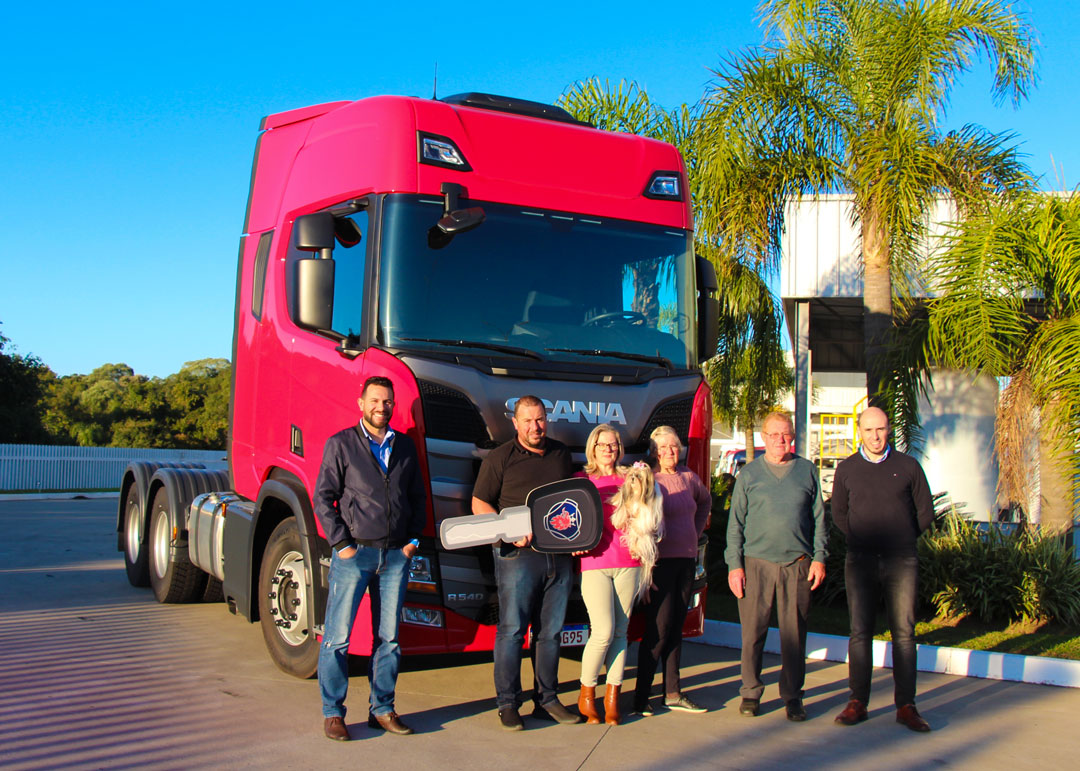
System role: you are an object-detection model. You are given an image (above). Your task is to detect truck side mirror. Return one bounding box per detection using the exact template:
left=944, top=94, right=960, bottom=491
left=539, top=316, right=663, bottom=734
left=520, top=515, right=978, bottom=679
left=294, top=212, right=337, bottom=331
left=428, top=207, right=486, bottom=249
left=296, top=258, right=335, bottom=331
left=294, top=212, right=336, bottom=258
left=697, top=256, right=719, bottom=363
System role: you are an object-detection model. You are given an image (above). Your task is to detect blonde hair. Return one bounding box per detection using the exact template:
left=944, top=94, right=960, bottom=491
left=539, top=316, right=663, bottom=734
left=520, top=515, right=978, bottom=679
left=609, top=464, right=664, bottom=600
left=583, top=423, right=623, bottom=475
left=762, top=411, right=794, bottom=433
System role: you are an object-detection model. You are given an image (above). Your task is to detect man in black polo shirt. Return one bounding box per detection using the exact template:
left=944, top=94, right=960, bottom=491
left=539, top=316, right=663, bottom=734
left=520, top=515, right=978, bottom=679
left=471, top=394, right=581, bottom=730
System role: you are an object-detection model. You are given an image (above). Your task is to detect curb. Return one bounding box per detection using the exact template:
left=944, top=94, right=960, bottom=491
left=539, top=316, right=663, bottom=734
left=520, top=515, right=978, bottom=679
left=691, top=619, right=1080, bottom=689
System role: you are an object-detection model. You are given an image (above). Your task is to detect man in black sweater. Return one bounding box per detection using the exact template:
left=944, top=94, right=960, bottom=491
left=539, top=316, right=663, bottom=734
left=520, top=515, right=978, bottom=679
left=831, top=406, right=934, bottom=733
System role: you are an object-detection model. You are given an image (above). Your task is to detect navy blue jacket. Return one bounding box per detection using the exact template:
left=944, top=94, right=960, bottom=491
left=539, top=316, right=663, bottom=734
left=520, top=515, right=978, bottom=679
left=314, top=424, right=428, bottom=550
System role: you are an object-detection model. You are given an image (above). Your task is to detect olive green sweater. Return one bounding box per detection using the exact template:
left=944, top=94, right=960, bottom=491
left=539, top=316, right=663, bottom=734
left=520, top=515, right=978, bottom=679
left=725, top=455, right=827, bottom=569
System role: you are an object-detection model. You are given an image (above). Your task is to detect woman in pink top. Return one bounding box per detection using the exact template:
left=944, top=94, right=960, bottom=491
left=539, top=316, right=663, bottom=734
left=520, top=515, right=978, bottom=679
left=574, top=424, right=662, bottom=725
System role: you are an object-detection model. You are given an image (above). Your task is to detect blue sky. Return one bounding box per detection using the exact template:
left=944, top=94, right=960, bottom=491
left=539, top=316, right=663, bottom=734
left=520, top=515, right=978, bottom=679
left=1, top=1, right=1075, bottom=378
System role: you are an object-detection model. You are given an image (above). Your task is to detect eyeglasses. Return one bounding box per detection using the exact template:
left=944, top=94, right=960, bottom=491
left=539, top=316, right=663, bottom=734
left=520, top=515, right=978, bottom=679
left=595, top=442, right=620, bottom=451
left=763, top=432, right=793, bottom=440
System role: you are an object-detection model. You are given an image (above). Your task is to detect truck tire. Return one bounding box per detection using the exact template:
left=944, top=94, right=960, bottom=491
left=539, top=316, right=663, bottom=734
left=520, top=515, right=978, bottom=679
left=148, top=487, right=208, bottom=603
left=258, top=518, right=318, bottom=679
left=123, top=485, right=151, bottom=587
left=201, top=576, right=224, bottom=603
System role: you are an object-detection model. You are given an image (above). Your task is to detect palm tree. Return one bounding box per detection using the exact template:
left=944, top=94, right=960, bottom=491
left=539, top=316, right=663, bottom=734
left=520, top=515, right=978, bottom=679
left=705, top=257, right=792, bottom=460
left=704, top=0, right=1036, bottom=418
left=925, top=190, right=1080, bottom=532
left=558, top=79, right=793, bottom=448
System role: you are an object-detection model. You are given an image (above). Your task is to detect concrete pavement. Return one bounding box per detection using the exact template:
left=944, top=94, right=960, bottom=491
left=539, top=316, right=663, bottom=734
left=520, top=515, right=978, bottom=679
left=1, top=497, right=1076, bottom=770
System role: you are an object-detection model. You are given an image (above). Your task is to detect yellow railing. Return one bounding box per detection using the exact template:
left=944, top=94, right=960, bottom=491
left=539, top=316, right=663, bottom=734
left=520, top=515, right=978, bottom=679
left=816, top=396, right=867, bottom=468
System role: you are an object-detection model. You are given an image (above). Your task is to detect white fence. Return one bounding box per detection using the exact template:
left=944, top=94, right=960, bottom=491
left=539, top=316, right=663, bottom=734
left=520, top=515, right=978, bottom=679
left=0, top=444, right=227, bottom=492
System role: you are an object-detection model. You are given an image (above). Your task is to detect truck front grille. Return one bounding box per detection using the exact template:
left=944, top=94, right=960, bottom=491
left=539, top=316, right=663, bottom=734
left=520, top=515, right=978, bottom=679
left=418, top=380, right=496, bottom=448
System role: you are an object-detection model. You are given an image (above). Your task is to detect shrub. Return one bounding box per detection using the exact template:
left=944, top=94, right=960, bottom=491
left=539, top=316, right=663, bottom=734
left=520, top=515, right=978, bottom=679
left=920, top=513, right=1080, bottom=626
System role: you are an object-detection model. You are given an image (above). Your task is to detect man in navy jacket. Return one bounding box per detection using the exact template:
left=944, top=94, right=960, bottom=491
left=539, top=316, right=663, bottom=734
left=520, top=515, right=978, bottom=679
left=314, top=376, right=427, bottom=741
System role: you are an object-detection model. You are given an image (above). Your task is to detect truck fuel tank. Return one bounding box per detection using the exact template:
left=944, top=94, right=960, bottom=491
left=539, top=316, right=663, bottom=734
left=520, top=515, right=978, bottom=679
left=187, top=492, right=252, bottom=581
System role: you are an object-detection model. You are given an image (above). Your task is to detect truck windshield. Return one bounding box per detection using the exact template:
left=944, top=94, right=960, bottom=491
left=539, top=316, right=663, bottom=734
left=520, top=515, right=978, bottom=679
left=378, top=195, right=698, bottom=370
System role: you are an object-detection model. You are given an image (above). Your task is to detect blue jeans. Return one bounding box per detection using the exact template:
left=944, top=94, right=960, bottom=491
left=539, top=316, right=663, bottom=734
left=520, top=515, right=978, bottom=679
left=318, top=545, right=409, bottom=718
left=493, top=547, right=572, bottom=711
left=845, top=551, right=919, bottom=707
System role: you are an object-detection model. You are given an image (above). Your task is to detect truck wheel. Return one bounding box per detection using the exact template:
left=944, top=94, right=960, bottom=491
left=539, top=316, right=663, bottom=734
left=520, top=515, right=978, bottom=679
left=201, top=576, right=224, bottom=603
left=148, top=487, right=208, bottom=603
left=123, top=485, right=151, bottom=587
left=258, top=518, right=318, bottom=679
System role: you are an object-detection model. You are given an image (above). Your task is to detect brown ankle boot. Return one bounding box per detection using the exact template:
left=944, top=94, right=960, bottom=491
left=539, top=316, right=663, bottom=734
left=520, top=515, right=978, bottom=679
left=604, top=683, right=621, bottom=725
left=578, top=684, right=601, bottom=724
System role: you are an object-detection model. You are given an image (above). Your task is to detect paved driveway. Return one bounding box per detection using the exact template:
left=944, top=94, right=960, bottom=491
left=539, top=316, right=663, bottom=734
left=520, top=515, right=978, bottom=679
left=1, top=498, right=1076, bottom=770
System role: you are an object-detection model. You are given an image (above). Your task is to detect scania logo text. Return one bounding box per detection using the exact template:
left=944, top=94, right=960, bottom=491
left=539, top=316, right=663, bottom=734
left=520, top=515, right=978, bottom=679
left=504, top=397, right=626, bottom=425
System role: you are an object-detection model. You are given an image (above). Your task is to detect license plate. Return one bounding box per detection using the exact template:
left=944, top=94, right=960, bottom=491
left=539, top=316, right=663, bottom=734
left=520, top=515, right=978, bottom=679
left=560, top=624, right=589, bottom=647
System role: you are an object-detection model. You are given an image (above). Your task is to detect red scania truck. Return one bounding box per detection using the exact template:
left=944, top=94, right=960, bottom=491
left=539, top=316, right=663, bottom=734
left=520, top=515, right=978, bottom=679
left=117, top=92, right=719, bottom=678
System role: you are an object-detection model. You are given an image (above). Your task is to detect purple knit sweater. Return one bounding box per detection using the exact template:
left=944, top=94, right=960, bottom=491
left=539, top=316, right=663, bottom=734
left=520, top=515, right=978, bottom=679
left=655, top=466, right=711, bottom=559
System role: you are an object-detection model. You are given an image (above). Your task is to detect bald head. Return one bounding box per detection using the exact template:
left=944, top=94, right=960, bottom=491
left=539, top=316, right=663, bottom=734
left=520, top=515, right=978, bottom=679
left=857, top=407, right=890, bottom=460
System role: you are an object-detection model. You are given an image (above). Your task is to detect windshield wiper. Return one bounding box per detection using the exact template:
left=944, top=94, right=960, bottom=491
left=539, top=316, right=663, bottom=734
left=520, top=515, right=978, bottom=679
left=545, top=347, right=673, bottom=369
left=401, top=337, right=545, bottom=361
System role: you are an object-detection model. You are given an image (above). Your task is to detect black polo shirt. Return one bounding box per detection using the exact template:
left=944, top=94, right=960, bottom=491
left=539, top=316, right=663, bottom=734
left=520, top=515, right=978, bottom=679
left=472, top=437, right=573, bottom=511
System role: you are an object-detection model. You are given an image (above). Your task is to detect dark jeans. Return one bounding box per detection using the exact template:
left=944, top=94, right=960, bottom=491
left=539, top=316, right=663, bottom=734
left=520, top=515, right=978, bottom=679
left=493, top=547, right=572, bottom=711
left=634, top=557, right=695, bottom=703
left=738, top=555, right=811, bottom=702
left=845, top=551, right=919, bottom=707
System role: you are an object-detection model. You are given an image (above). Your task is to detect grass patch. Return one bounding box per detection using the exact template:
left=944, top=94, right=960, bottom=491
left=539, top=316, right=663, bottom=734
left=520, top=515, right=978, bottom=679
left=706, top=589, right=1080, bottom=660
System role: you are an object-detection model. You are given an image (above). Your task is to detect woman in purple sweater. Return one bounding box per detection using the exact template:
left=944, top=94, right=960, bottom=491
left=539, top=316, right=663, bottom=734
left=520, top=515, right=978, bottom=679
left=633, top=425, right=712, bottom=715
left=574, top=424, right=661, bottom=725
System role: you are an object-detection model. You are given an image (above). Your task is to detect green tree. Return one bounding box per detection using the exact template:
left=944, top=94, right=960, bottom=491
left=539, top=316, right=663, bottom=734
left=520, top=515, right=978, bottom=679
left=0, top=324, right=54, bottom=443
left=706, top=259, right=792, bottom=460
left=164, top=359, right=231, bottom=448
left=925, top=191, right=1080, bottom=531
left=705, top=0, right=1036, bottom=427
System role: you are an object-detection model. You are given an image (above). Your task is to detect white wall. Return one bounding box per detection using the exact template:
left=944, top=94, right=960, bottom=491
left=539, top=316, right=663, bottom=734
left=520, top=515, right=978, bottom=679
left=915, top=370, right=1000, bottom=520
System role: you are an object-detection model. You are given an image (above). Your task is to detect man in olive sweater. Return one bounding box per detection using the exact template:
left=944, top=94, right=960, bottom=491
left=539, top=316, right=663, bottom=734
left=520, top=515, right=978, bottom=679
left=726, top=412, right=827, bottom=722
left=831, top=406, right=934, bottom=733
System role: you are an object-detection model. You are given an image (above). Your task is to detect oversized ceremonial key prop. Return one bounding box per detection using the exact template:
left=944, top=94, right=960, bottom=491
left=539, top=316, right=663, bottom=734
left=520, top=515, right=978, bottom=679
left=440, top=478, right=603, bottom=554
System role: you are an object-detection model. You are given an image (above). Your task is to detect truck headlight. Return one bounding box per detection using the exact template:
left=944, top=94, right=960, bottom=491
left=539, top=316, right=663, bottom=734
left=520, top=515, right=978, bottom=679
left=408, top=555, right=437, bottom=593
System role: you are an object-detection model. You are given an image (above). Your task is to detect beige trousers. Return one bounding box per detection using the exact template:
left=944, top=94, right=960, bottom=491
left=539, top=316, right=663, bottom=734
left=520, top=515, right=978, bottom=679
left=579, top=566, right=641, bottom=686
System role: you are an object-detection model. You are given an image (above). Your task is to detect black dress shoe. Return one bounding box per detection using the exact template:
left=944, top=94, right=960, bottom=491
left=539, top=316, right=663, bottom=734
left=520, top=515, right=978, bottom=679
left=631, top=699, right=655, bottom=717
left=368, top=711, right=414, bottom=735
left=324, top=716, right=350, bottom=741
left=499, top=707, right=524, bottom=731
left=786, top=699, right=807, bottom=722
left=739, top=698, right=760, bottom=717
left=536, top=700, right=583, bottom=724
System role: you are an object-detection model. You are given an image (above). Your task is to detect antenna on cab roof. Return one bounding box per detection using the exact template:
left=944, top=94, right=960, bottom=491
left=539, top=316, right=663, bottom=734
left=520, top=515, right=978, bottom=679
left=432, top=62, right=438, bottom=100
